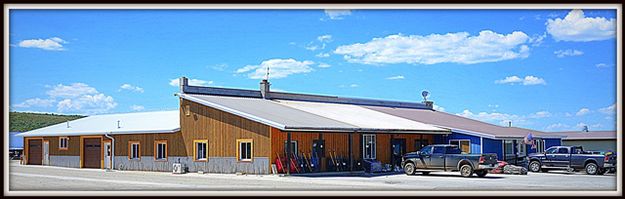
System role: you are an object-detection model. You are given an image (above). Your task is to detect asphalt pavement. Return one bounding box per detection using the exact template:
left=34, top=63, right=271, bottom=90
left=8, top=160, right=617, bottom=192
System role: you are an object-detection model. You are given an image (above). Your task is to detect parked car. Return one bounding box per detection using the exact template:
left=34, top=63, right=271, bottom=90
left=527, top=146, right=617, bottom=175
left=401, top=144, right=498, bottom=177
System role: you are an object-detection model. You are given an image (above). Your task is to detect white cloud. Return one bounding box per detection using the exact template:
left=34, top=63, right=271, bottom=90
left=546, top=9, right=616, bottom=42
left=118, top=84, right=144, bottom=93
left=529, top=33, right=547, bottom=47
left=15, top=83, right=116, bottom=114
left=317, top=35, right=333, bottom=42
left=130, top=105, right=145, bottom=111
left=576, top=108, right=591, bottom=116
left=324, top=10, right=352, bottom=20
left=169, top=78, right=213, bottom=87
left=46, top=83, right=98, bottom=98
left=529, top=111, right=551, bottom=118
left=554, top=49, right=584, bottom=58
left=598, top=104, right=615, bottom=115
left=12, top=98, right=55, bottom=108
left=17, top=37, right=68, bottom=51
left=595, top=63, right=611, bottom=68
left=495, top=75, right=546, bottom=85
left=545, top=123, right=570, bottom=131
left=433, top=105, right=445, bottom=112
left=236, top=58, right=314, bottom=79
left=340, top=84, right=359, bottom=88
left=56, top=93, right=117, bottom=114
left=317, top=63, right=331, bottom=68
left=316, top=52, right=330, bottom=58
left=386, top=75, right=405, bottom=80
left=565, top=112, right=573, bottom=117
left=210, top=63, right=228, bottom=71
left=334, top=30, right=531, bottom=65
left=456, top=109, right=526, bottom=126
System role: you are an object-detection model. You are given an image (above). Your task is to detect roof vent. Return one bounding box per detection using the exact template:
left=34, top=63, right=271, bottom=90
left=66, top=121, right=70, bottom=128
left=117, top=120, right=121, bottom=129
left=179, top=77, right=188, bottom=93
left=582, top=125, right=589, bottom=132
left=260, top=79, right=271, bottom=99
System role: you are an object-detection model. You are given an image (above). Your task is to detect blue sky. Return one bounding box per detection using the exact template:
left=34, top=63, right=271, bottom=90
left=9, top=9, right=617, bottom=132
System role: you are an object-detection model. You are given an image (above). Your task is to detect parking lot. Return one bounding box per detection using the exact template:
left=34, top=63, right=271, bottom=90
left=8, top=161, right=616, bottom=192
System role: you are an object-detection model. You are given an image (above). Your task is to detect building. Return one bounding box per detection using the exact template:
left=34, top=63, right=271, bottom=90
left=556, top=130, right=617, bottom=152
left=18, top=76, right=563, bottom=173
left=19, top=77, right=451, bottom=174
left=9, top=132, right=24, bottom=160
left=367, top=106, right=563, bottom=164
left=176, top=78, right=450, bottom=174
left=18, top=111, right=180, bottom=170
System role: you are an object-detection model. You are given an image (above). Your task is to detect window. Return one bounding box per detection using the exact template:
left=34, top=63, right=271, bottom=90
left=193, top=140, right=208, bottom=161
left=414, top=139, right=428, bottom=151
left=449, top=140, right=471, bottom=153
left=284, top=141, right=298, bottom=156
left=129, top=141, right=140, bottom=160
left=545, top=147, right=558, bottom=154
left=420, top=146, right=433, bottom=155
left=432, top=146, right=445, bottom=154
left=446, top=146, right=462, bottom=154
left=534, top=139, right=545, bottom=152
left=154, top=140, right=167, bottom=161
left=557, top=147, right=569, bottom=154
left=237, top=139, right=253, bottom=161
left=362, top=134, right=376, bottom=159
left=517, top=140, right=527, bottom=157
left=59, top=137, right=69, bottom=150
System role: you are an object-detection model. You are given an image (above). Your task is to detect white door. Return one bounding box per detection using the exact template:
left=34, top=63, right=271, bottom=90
left=104, top=142, right=111, bottom=169
left=42, top=141, right=49, bottom=165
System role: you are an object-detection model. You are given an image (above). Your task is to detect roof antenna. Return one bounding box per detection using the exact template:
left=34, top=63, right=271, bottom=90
left=265, top=67, right=270, bottom=81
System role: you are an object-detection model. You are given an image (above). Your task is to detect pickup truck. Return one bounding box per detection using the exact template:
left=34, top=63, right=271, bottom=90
left=527, top=146, right=617, bottom=175
left=401, top=144, right=498, bottom=177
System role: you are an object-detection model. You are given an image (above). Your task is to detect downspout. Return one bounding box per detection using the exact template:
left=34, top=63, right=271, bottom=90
left=104, top=133, right=115, bottom=170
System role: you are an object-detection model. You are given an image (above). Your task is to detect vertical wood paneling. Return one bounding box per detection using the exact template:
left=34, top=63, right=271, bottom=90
left=112, top=132, right=186, bottom=157
left=180, top=99, right=271, bottom=158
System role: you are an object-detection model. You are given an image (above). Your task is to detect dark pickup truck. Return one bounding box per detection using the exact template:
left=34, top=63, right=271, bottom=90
left=527, top=146, right=617, bottom=175
left=401, top=144, right=498, bottom=177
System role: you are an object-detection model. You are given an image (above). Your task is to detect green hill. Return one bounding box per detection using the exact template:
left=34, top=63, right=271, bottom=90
left=9, top=112, right=86, bottom=132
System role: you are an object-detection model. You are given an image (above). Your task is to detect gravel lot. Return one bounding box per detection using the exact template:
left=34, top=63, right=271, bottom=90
left=8, top=160, right=617, bottom=193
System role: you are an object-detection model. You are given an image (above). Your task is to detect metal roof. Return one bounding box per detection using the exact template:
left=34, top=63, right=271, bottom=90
left=182, top=85, right=429, bottom=109
left=553, top=131, right=616, bottom=140
left=17, top=110, right=180, bottom=137
left=365, top=106, right=562, bottom=139
left=180, top=93, right=449, bottom=134
left=276, top=100, right=448, bottom=133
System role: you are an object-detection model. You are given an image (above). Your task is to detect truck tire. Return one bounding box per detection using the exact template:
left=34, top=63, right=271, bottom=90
left=528, top=161, right=541, bottom=172
left=475, top=170, right=488, bottom=177
left=404, top=162, right=416, bottom=175
left=460, top=164, right=474, bottom=177
left=585, top=162, right=598, bottom=175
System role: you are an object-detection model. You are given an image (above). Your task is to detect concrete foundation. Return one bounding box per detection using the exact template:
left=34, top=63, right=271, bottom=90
left=49, top=156, right=80, bottom=168
left=114, top=156, right=269, bottom=174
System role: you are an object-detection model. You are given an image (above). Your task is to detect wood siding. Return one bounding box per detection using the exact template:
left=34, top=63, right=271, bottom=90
left=271, top=128, right=434, bottom=170
left=111, top=132, right=186, bottom=157
left=180, top=99, right=271, bottom=159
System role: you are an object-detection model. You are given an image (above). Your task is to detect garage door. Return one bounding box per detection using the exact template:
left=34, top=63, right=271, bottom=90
left=83, top=138, right=101, bottom=168
left=28, top=139, right=42, bottom=165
